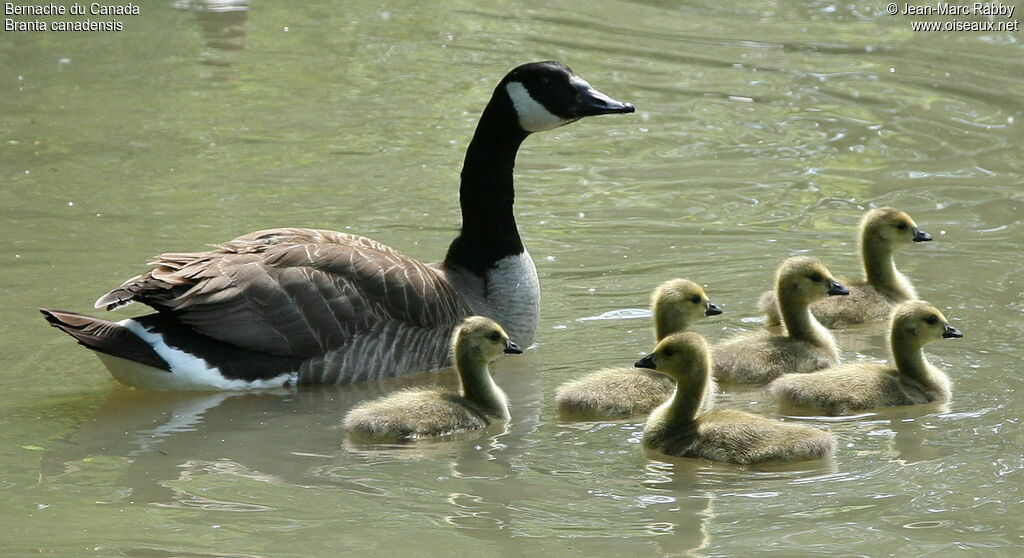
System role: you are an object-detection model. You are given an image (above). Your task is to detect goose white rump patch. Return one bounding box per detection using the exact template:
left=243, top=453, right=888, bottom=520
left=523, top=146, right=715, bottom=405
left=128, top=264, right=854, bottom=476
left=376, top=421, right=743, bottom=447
left=105, top=319, right=297, bottom=391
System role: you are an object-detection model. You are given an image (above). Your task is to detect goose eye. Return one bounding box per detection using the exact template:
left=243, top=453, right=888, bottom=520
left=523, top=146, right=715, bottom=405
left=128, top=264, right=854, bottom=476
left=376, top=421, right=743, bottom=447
left=690, top=295, right=701, bottom=304
left=663, top=348, right=675, bottom=358
left=925, top=316, right=938, bottom=325
left=488, top=331, right=501, bottom=342
left=809, top=273, right=823, bottom=283
left=897, top=222, right=908, bottom=230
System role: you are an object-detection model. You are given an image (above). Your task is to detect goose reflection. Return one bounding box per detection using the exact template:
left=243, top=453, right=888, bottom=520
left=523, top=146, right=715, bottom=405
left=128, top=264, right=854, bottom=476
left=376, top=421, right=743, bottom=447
left=640, top=459, right=714, bottom=557
left=173, top=0, right=249, bottom=64
left=40, top=349, right=542, bottom=512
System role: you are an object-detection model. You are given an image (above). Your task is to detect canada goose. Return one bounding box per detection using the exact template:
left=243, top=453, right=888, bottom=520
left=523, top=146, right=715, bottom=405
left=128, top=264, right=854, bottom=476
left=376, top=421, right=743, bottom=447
left=758, top=208, right=931, bottom=328
left=554, top=279, right=722, bottom=419
left=638, top=332, right=835, bottom=464
left=713, top=256, right=848, bottom=385
left=40, top=61, right=634, bottom=390
left=343, top=316, right=520, bottom=440
left=768, top=301, right=961, bottom=415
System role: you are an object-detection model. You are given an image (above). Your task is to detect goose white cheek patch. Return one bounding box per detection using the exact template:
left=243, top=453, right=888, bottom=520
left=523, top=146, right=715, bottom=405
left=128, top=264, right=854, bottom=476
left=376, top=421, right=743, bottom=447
left=506, top=81, right=570, bottom=132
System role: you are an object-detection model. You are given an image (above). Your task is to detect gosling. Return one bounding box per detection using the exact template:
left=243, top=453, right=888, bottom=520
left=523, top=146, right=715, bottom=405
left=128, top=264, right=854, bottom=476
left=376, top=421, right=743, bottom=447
left=555, top=279, right=722, bottom=419
left=714, top=256, right=848, bottom=385
left=759, top=207, right=932, bottom=328
left=343, top=316, right=521, bottom=440
left=768, top=301, right=962, bottom=415
left=639, top=332, right=836, bottom=465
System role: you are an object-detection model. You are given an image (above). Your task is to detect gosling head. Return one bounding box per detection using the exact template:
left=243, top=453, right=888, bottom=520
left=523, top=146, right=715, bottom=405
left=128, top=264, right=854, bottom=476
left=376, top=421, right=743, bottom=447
left=452, top=316, right=522, bottom=364
left=890, top=301, right=963, bottom=346
left=500, top=61, right=635, bottom=133
left=652, top=278, right=723, bottom=326
left=775, top=256, right=849, bottom=304
left=861, top=207, right=932, bottom=250
left=634, top=332, right=712, bottom=381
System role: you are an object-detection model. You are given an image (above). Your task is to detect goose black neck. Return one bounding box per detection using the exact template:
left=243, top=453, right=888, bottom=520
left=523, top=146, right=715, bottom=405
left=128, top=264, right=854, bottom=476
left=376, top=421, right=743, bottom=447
left=444, top=90, right=530, bottom=276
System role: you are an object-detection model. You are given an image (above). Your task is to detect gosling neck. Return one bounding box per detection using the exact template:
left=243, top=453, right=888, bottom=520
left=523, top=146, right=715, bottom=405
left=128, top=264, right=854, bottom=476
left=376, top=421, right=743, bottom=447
left=862, top=239, right=914, bottom=299
left=456, top=350, right=509, bottom=418
left=654, top=309, right=689, bottom=342
left=891, top=330, right=930, bottom=382
left=662, top=361, right=712, bottom=428
left=778, top=290, right=829, bottom=346
left=443, top=89, right=531, bottom=277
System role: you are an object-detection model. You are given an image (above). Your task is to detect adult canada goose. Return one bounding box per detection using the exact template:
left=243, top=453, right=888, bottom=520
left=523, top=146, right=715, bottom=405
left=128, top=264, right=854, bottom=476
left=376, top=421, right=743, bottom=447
left=768, top=301, right=961, bottom=415
left=554, top=279, right=722, bottom=419
left=344, top=316, right=519, bottom=440
left=713, top=256, right=848, bottom=385
left=40, top=61, right=634, bottom=390
left=758, top=208, right=931, bottom=328
left=638, top=332, right=835, bottom=465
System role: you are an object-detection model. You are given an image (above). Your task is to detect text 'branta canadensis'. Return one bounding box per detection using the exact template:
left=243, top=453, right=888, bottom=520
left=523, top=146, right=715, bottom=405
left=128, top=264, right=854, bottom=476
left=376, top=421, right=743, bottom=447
left=41, top=61, right=634, bottom=390
left=714, top=256, right=847, bottom=385
left=555, top=279, right=722, bottom=419
left=344, top=316, right=520, bottom=441
left=769, top=301, right=961, bottom=415
left=758, top=207, right=931, bottom=328
left=638, top=332, right=836, bottom=465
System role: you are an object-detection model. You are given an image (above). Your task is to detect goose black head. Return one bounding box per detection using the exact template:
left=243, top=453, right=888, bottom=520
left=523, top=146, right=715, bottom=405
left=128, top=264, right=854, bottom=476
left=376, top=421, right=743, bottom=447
left=500, top=61, right=634, bottom=133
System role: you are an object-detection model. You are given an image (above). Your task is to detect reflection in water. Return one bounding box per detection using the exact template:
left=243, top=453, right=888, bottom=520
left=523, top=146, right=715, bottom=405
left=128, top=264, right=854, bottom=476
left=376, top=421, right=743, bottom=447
left=40, top=353, right=543, bottom=517
left=777, top=400, right=953, bottom=464
left=869, top=405, right=954, bottom=465
left=173, top=0, right=249, bottom=63
left=642, top=460, right=715, bottom=557
left=639, top=446, right=842, bottom=556
left=157, top=459, right=279, bottom=512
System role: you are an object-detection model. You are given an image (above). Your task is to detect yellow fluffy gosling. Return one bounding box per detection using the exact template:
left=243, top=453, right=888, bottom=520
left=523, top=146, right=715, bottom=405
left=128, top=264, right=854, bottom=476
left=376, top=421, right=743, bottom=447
left=639, top=332, right=836, bottom=464
left=555, top=279, right=722, bottom=419
left=759, top=208, right=932, bottom=328
left=343, top=316, right=520, bottom=440
left=714, top=256, right=847, bottom=385
left=769, top=301, right=961, bottom=415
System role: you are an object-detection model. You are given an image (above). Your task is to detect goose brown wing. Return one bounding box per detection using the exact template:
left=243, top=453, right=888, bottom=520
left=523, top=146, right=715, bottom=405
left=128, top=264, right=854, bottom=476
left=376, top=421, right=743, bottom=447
left=94, top=228, right=471, bottom=357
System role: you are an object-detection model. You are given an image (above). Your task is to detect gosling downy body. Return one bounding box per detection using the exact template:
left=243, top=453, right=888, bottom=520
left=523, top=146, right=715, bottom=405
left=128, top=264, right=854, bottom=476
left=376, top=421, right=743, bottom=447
left=41, top=62, right=634, bottom=390
left=714, top=256, right=847, bottom=385
left=343, top=316, right=521, bottom=440
left=638, top=332, right=835, bottom=465
left=555, top=279, right=722, bottom=419
left=759, top=208, right=931, bottom=328
left=769, top=301, right=961, bottom=415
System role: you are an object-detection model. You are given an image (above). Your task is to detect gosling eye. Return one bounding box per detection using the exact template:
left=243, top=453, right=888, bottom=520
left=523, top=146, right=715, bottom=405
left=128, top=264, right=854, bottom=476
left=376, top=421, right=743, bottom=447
left=488, top=331, right=502, bottom=342
left=897, top=222, right=908, bottom=230
left=690, top=295, right=701, bottom=304
left=663, top=348, right=675, bottom=358
left=925, top=316, right=939, bottom=326
left=809, top=273, right=823, bottom=283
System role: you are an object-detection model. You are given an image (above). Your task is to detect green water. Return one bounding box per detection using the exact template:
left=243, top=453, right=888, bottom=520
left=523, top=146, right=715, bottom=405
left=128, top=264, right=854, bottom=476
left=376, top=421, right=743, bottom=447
left=2, top=1, right=1022, bottom=555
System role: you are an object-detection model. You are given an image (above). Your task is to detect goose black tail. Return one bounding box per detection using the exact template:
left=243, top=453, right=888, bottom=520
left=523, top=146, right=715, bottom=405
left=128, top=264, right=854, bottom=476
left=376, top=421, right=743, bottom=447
left=40, top=308, right=171, bottom=371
